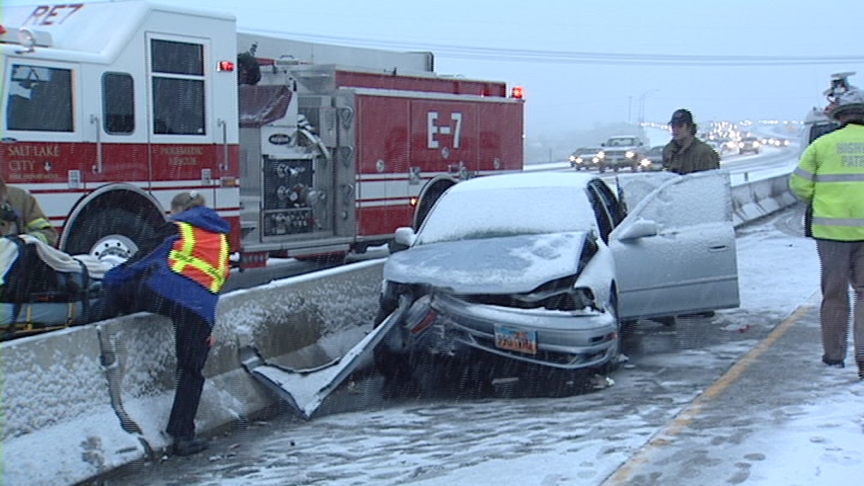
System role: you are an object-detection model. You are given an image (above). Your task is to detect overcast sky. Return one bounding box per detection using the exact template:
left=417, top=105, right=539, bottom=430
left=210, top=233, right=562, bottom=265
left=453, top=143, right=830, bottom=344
left=5, top=0, right=864, bottom=135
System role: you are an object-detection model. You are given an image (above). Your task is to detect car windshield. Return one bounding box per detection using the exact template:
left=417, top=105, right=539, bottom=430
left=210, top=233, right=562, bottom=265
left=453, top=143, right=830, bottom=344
left=417, top=185, right=596, bottom=245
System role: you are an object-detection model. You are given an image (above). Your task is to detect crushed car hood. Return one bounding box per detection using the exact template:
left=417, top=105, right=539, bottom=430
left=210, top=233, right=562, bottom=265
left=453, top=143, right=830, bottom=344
left=383, top=232, right=589, bottom=294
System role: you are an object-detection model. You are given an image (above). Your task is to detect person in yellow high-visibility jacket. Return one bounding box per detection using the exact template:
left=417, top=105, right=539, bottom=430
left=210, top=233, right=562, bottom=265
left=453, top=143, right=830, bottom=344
left=96, top=191, right=230, bottom=456
left=790, top=86, right=864, bottom=379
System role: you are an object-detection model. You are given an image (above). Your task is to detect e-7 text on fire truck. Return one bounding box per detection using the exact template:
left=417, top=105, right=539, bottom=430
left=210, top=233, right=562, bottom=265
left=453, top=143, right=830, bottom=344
left=0, top=2, right=525, bottom=268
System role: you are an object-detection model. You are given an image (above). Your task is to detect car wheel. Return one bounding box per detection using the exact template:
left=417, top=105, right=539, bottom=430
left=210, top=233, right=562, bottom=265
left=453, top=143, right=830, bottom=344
left=375, top=348, right=421, bottom=399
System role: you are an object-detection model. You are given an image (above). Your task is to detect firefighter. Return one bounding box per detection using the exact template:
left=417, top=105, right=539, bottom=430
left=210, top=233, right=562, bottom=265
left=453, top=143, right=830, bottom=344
left=97, top=191, right=231, bottom=456
left=790, top=86, right=864, bottom=379
left=0, top=176, right=58, bottom=246
left=662, top=108, right=720, bottom=175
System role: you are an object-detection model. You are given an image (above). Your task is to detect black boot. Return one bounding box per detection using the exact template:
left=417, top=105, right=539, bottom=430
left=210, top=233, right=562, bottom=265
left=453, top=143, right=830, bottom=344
left=822, top=356, right=845, bottom=368
left=173, top=436, right=209, bottom=456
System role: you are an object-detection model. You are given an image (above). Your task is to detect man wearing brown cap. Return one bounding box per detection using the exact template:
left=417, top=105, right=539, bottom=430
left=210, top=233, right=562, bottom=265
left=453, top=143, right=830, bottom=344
left=662, top=108, right=720, bottom=174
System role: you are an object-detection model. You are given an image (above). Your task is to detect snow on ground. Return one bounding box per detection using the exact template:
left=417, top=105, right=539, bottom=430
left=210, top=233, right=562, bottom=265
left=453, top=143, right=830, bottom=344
left=108, top=196, right=864, bottom=485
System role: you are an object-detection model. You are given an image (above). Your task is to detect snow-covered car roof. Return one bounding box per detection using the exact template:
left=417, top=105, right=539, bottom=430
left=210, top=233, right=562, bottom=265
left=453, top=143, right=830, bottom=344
left=417, top=172, right=602, bottom=246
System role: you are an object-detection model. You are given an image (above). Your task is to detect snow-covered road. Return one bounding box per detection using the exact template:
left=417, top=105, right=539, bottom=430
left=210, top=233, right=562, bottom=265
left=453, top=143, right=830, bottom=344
left=103, top=201, right=864, bottom=486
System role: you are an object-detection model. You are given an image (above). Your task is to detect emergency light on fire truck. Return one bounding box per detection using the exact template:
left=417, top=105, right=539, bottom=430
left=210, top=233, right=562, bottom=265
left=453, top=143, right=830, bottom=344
left=0, top=1, right=525, bottom=268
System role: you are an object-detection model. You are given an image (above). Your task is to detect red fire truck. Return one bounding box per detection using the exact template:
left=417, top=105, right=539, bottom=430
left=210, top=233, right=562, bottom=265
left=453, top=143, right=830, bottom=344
left=0, top=2, right=524, bottom=268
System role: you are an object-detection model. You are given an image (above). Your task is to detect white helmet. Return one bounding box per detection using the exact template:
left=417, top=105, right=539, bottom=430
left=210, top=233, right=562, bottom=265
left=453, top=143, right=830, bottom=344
left=829, top=86, right=864, bottom=120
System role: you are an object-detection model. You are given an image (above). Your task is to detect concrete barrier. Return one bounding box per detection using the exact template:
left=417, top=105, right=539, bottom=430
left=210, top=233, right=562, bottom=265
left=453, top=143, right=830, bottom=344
left=0, top=259, right=384, bottom=485
left=0, top=325, right=145, bottom=486
left=731, top=173, right=799, bottom=228
left=1, top=172, right=800, bottom=485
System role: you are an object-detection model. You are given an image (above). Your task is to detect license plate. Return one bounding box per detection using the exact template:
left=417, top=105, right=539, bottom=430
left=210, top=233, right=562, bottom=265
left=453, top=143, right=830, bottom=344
left=494, top=326, right=537, bottom=355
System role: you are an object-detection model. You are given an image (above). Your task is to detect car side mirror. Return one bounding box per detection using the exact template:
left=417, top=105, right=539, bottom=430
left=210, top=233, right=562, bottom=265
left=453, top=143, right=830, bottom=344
left=394, top=227, right=416, bottom=246
left=616, top=219, right=658, bottom=241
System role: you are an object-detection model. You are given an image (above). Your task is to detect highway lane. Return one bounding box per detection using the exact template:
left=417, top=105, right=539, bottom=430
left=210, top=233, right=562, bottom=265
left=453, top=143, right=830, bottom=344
left=107, top=202, right=819, bottom=486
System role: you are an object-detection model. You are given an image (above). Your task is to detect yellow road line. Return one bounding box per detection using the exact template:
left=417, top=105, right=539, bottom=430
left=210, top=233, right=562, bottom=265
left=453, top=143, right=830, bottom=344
left=601, top=302, right=814, bottom=485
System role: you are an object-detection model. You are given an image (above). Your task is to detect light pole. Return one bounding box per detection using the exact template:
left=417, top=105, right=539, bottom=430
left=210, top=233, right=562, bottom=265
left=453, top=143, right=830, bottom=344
left=628, top=95, right=633, bottom=124
left=638, top=89, right=659, bottom=124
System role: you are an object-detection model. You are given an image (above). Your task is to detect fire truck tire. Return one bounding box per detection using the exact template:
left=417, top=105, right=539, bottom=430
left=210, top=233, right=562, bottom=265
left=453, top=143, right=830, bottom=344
left=64, top=208, right=157, bottom=261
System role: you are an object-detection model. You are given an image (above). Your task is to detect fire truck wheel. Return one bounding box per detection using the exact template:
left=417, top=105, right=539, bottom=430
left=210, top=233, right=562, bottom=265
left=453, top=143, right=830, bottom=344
left=64, top=208, right=156, bottom=261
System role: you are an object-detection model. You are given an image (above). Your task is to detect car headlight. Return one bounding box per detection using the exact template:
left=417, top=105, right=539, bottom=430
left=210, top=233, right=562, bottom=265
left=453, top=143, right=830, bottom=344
left=576, top=157, right=584, bottom=163
left=592, top=157, right=600, bottom=163
left=639, top=158, right=651, bottom=167
left=569, top=155, right=577, bottom=162
left=625, top=151, right=635, bottom=159
left=597, top=151, right=605, bottom=159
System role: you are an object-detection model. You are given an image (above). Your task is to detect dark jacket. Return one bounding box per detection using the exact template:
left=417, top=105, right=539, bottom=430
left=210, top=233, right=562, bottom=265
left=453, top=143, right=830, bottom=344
left=102, top=206, right=231, bottom=327
left=662, top=137, right=720, bottom=174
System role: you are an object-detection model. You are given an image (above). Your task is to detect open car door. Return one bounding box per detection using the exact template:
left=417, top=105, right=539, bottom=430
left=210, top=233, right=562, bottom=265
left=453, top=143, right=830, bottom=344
left=610, top=170, right=740, bottom=320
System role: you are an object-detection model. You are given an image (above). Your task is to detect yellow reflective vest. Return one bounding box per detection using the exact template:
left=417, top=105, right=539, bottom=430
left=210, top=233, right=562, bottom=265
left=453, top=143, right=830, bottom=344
left=790, top=123, right=864, bottom=241
left=167, top=222, right=230, bottom=293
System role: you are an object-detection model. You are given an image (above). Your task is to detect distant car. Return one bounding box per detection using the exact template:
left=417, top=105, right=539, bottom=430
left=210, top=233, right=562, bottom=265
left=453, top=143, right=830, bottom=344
left=568, top=147, right=603, bottom=170
left=374, top=171, right=740, bottom=388
left=638, top=145, right=665, bottom=171
left=738, top=136, right=761, bottom=155
left=714, top=138, right=737, bottom=155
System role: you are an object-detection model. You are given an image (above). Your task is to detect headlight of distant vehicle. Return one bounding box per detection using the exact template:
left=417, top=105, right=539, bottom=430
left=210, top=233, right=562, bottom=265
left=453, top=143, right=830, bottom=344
left=569, top=155, right=577, bottom=162
left=575, top=157, right=584, bottom=164
left=597, top=151, right=605, bottom=159
left=639, top=158, right=652, bottom=168
left=625, top=151, right=635, bottom=159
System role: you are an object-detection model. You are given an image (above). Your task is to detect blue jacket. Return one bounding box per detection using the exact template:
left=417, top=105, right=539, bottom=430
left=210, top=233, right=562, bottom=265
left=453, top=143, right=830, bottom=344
left=102, top=206, right=231, bottom=327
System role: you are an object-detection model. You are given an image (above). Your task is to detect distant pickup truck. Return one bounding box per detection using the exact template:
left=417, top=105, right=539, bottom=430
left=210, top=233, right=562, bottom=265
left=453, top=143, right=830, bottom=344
left=597, top=135, right=647, bottom=172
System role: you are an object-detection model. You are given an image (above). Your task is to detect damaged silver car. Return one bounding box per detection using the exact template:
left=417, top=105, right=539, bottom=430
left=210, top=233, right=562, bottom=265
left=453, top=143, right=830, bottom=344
left=374, top=170, right=739, bottom=384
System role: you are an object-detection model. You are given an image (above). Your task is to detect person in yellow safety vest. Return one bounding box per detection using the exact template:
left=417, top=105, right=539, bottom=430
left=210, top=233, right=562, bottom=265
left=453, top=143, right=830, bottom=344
left=790, top=85, right=864, bottom=380
left=0, top=176, right=58, bottom=246
left=95, top=191, right=230, bottom=456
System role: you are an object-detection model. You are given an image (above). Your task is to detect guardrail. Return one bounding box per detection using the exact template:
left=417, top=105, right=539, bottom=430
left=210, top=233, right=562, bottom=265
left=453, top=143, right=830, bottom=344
left=0, top=172, right=799, bottom=485
left=730, top=173, right=799, bottom=228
